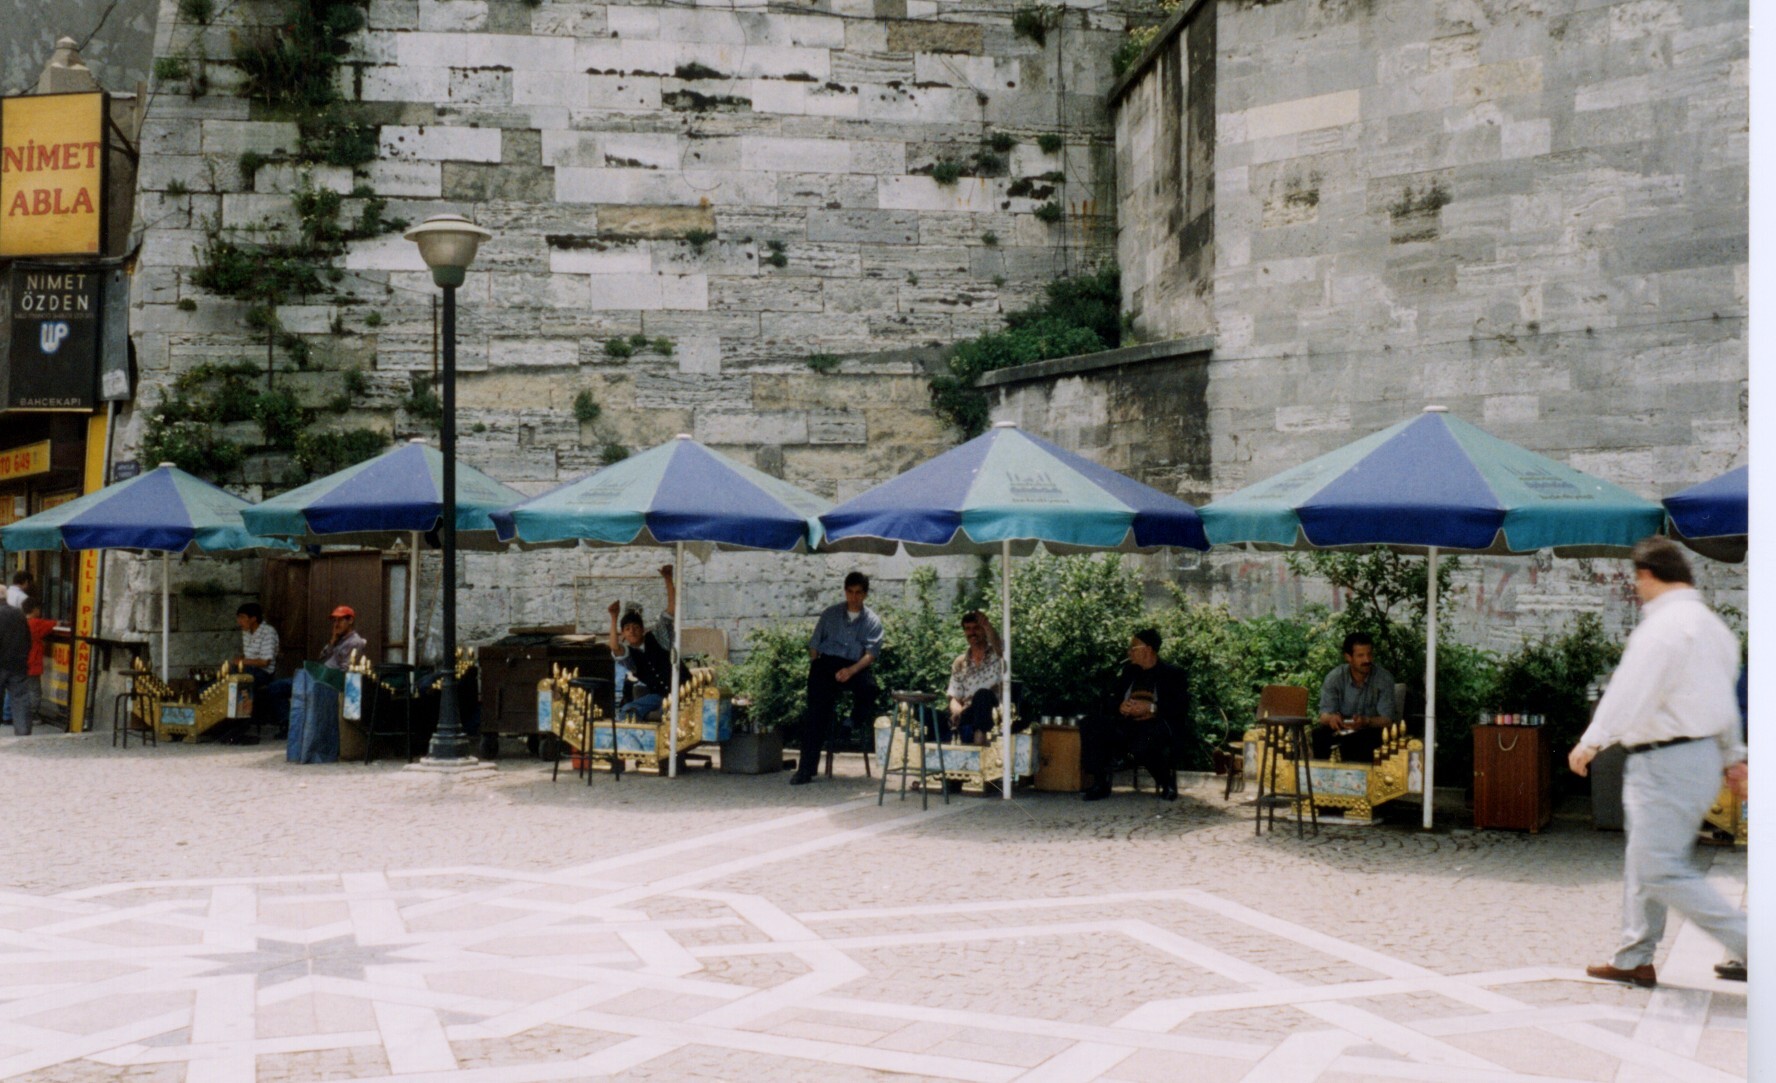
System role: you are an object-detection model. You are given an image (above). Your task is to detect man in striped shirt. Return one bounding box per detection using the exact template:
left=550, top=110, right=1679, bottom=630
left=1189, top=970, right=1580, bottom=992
left=219, top=603, right=283, bottom=744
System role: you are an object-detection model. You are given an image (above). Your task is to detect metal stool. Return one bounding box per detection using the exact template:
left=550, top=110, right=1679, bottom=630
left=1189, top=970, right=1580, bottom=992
left=1254, top=715, right=1317, bottom=837
left=878, top=691, right=948, bottom=809
left=552, top=676, right=616, bottom=787
left=111, top=672, right=157, bottom=749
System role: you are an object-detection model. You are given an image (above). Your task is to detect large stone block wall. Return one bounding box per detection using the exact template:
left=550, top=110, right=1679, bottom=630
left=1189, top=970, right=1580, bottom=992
left=1074, top=0, right=1747, bottom=642
left=1204, top=0, right=1747, bottom=504
left=120, top=0, right=1138, bottom=662
left=1113, top=0, right=1215, bottom=339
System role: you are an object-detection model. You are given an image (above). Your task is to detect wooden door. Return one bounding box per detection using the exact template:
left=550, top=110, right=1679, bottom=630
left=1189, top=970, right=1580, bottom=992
left=261, top=557, right=309, bottom=678
left=307, top=553, right=384, bottom=663
left=260, top=553, right=386, bottom=670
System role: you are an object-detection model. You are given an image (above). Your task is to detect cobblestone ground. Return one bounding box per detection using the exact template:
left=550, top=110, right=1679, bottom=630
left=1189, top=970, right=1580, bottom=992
left=0, top=733, right=1748, bottom=1081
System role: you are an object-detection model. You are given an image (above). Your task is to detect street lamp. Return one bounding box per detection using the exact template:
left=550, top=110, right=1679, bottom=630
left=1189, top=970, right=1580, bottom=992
left=405, top=214, right=492, bottom=763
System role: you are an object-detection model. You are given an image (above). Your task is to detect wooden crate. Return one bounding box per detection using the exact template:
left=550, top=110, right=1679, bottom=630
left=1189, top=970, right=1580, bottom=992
left=1035, top=725, right=1083, bottom=792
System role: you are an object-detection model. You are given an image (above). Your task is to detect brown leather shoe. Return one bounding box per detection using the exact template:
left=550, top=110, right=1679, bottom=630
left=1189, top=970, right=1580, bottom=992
left=1586, top=963, right=1657, bottom=988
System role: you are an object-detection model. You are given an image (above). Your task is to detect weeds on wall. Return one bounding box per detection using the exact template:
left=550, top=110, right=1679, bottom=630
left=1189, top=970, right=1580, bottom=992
left=929, top=264, right=1121, bottom=437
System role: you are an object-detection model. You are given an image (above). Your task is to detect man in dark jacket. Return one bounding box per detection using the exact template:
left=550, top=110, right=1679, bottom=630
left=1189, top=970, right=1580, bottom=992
left=1081, top=628, right=1191, bottom=801
left=0, top=601, right=30, bottom=736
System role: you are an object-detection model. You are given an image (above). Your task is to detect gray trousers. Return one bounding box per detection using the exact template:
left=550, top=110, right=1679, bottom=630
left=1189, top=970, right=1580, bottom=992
left=1612, top=738, right=1747, bottom=968
left=1, top=671, right=33, bottom=736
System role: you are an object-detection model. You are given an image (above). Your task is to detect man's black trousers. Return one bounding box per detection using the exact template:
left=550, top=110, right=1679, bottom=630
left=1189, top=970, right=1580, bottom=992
left=1081, top=713, right=1175, bottom=790
left=1311, top=725, right=1384, bottom=762
left=800, top=654, right=878, bottom=773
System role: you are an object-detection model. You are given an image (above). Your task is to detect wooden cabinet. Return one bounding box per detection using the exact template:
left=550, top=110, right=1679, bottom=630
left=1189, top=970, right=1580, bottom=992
left=1035, top=725, right=1083, bottom=792
left=1473, top=725, right=1552, bottom=832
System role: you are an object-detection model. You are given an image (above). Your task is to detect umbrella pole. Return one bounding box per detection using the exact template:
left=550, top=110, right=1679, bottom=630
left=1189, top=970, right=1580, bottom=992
left=408, top=532, right=420, bottom=665
left=1422, top=547, right=1439, bottom=830
left=1001, top=539, right=1013, bottom=800
left=161, top=551, right=171, bottom=682
left=669, top=540, right=683, bottom=779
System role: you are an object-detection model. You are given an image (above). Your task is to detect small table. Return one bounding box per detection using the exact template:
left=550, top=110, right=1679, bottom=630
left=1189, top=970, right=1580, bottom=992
left=879, top=691, right=949, bottom=810
left=1253, top=715, right=1318, bottom=837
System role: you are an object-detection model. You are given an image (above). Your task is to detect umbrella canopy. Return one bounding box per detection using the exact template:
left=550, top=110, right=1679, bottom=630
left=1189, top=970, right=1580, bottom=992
left=1200, top=408, right=1664, bottom=554
left=1, top=463, right=288, bottom=555
left=1663, top=466, right=1747, bottom=563
left=820, top=422, right=1209, bottom=555
left=241, top=439, right=527, bottom=550
left=1200, top=407, right=1665, bottom=830
left=819, top=421, right=1208, bottom=799
left=491, top=434, right=832, bottom=778
left=491, top=435, right=830, bottom=551
left=0, top=463, right=294, bottom=681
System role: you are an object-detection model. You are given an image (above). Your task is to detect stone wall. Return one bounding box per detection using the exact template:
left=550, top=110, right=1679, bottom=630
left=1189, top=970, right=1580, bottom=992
left=1053, top=0, right=1747, bottom=642
left=1203, top=0, right=1747, bottom=502
left=1112, top=0, right=1215, bottom=340
left=120, top=0, right=1138, bottom=661
left=2, top=0, right=159, bottom=95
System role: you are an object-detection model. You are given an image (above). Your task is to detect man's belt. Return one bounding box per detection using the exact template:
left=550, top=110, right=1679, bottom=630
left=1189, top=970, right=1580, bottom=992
left=1623, top=734, right=1707, bottom=755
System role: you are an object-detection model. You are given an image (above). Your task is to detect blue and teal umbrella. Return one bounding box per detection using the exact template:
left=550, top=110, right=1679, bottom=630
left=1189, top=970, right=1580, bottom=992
left=820, top=421, right=1208, bottom=555
left=1200, top=407, right=1665, bottom=828
left=1199, top=408, right=1663, bottom=554
left=242, top=439, right=527, bottom=549
left=1, top=463, right=294, bottom=679
left=491, top=435, right=832, bottom=777
left=820, top=421, right=1207, bottom=798
left=1663, top=466, right=1747, bottom=563
left=242, top=439, right=529, bottom=666
left=490, top=435, right=829, bottom=551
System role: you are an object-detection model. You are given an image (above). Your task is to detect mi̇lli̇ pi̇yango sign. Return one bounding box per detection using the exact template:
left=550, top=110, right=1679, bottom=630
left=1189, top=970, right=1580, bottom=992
left=0, top=92, right=106, bottom=258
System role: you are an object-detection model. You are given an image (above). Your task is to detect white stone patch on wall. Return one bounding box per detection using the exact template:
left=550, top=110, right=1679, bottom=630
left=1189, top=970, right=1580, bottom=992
left=489, top=338, right=579, bottom=369
left=585, top=274, right=709, bottom=311
left=393, top=31, right=577, bottom=70
left=554, top=168, right=779, bottom=206
left=379, top=125, right=503, bottom=163
left=341, top=233, right=432, bottom=273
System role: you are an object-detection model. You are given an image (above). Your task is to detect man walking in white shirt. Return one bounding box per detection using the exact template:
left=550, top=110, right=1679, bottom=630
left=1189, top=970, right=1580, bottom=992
left=1569, top=537, right=1748, bottom=988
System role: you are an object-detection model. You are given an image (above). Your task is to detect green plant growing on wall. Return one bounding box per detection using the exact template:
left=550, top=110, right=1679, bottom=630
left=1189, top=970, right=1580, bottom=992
left=238, top=151, right=267, bottom=184
left=604, top=338, right=635, bottom=359
left=930, top=159, right=964, bottom=185
left=987, top=131, right=1016, bottom=153
left=178, top=0, right=214, bottom=23
left=176, top=297, right=198, bottom=312
left=980, top=231, right=999, bottom=247
left=1012, top=4, right=1059, bottom=45
left=402, top=374, right=442, bottom=422
left=805, top=352, right=841, bottom=373
left=233, top=0, right=366, bottom=107
left=684, top=228, right=716, bottom=251
left=652, top=337, right=675, bottom=356
left=152, top=56, right=190, bottom=83
left=929, top=264, right=1120, bottom=436
left=1034, top=200, right=1064, bottom=224
left=362, top=310, right=382, bottom=328
left=572, top=390, right=602, bottom=424
left=294, top=428, right=388, bottom=476
left=1037, top=132, right=1065, bottom=154
left=600, top=441, right=630, bottom=463
left=763, top=239, right=788, bottom=268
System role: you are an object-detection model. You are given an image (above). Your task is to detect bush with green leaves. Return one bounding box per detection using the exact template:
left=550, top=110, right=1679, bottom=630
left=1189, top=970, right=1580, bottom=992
left=1490, top=612, right=1625, bottom=758
left=294, top=428, right=389, bottom=476
left=724, top=624, right=812, bottom=733
left=572, top=390, right=602, bottom=424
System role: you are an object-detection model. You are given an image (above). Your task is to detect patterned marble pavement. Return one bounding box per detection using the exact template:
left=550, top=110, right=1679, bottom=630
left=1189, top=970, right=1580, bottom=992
left=0, top=794, right=1748, bottom=1082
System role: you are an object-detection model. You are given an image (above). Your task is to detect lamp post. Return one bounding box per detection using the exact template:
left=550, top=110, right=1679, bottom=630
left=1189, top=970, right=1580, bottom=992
left=404, top=214, right=492, bottom=763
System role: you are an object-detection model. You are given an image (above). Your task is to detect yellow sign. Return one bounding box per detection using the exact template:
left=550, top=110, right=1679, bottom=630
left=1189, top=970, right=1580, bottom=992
left=0, top=440, right=50, bottom=480
left=68, top=414, right=106, bottom=733
left=39, top=489, right=78, bottom=510
left=0, top=92, right=106, bottom=258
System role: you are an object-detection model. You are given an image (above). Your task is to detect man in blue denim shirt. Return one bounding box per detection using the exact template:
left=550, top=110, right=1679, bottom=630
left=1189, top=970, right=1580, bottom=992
left=792, top=571, right=884, bottom=784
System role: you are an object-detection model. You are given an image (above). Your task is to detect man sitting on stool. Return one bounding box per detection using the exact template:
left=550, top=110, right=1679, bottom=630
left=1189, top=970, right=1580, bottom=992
left=792, top=571, right=883, bottom=785
left=217, top=603, right=283, bottom=744
left=1312, top=632, right=1397, bottom=762
left=607, top=565, right=688, bottom=721
left=1082, top=628, right=1190, bottom=802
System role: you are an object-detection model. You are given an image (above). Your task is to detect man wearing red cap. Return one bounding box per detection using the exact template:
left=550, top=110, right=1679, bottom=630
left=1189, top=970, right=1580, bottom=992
left=319, top=606, right=367, bottom=670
